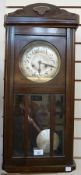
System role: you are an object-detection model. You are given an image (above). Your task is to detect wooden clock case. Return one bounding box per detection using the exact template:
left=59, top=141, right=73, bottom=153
left=3, top=3, right=79, bottom=173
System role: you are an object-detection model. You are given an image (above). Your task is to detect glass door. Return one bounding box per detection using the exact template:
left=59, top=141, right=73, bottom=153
left=12, top=94, right=65, bottom=158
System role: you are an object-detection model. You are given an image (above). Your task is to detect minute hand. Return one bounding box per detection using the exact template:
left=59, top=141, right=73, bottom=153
left=41, top=62, right=56, bottom=68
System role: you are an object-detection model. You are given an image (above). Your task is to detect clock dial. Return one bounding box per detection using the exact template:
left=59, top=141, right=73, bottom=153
left=19, top=41, right=61, bottom=83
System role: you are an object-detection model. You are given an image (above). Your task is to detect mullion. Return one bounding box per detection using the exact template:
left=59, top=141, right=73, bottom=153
left=23, top=95, right=29, bottom=157
left=50, top=94, right=56, bottom=156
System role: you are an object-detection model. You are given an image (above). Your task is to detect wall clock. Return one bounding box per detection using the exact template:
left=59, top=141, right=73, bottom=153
left=3, top=3, right=79, bottom=173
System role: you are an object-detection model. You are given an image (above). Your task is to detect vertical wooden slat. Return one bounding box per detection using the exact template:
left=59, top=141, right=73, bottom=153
left=5, top=26, right=15, bottom=163
left=23, top=95, right=29, bottom=157
left=50, top=94, right=56, bottom=156
left=65, top=28, right=75, bottom=162
left=3, top=26, right=10, bottom=164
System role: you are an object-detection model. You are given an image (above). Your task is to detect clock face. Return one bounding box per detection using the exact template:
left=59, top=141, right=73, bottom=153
left=19, top=41, right=61, bottom=83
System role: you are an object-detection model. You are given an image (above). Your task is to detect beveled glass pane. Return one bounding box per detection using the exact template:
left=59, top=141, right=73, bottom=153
left=28, top=94, right=50, bottom=156
left=54, top=94, right=65, bottom=156
left=13, top=95, right=24, bottom=157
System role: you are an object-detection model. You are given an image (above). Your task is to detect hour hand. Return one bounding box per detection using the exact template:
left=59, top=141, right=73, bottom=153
left=38, top=61, right=41, bottom=74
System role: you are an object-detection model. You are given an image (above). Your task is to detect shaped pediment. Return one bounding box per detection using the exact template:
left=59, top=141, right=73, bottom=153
left=7, top=3, right=78, bottom=21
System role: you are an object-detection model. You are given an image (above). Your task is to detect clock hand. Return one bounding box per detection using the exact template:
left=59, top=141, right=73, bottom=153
left=38, top=61, right=41, bottom=74
left=40, top=62, right=56, bottom=68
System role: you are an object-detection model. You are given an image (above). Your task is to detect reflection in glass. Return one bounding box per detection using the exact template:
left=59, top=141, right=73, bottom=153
left=28, top=94, right=50, bottom=156
left=54, top=94, right=65, bottom=156
left=13, top=95, right=24, bottom=157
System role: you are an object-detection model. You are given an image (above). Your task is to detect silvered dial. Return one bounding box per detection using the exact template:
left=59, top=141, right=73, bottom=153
left=19, top=41, right=61, bottom=83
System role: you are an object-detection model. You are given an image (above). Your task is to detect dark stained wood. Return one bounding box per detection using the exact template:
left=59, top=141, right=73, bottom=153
left=50, top=95, right=56, bottom=156
left=3, top=3, right=79, bottom=173
left=4, top=162, right=76, bottom=173
left=23, top=96, right=29, bottom=157
left=5, top=3, right=79, bottom=27
left=3, top=26, right=15, bottom=166
left=6, top=3, right=78, bottom=20
left=15, top=26, right=66, bottom=36
left=65, top=28, right=75, bottom=163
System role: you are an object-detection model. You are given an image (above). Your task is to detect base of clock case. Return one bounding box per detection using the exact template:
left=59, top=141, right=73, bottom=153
left=3, top=161, right=76, bottom=173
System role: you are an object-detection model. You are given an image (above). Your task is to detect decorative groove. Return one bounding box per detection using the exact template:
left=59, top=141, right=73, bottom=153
left=75, top=80, right=81, bottom=81
left=75, top=61, right=81, bottom=63
left=6, top=6, right=81, bottom=9
left=74, top=137, right=81, bottom=140
left=75, top=23, right=81, bottom=26
left=75, top=42, right=81, bottom=44
left=6, top=6, right=25, bottom=8
left=74, top=118, right=81, bottom=120
left=74, top=99, right=81, bottom=101
left=58, top=6, right=81, bottom=8
left=74, top=157, right=81, bottom=159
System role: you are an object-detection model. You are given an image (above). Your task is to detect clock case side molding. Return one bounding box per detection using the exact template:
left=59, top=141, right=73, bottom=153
left=3, top=3, right=79, bottom=173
